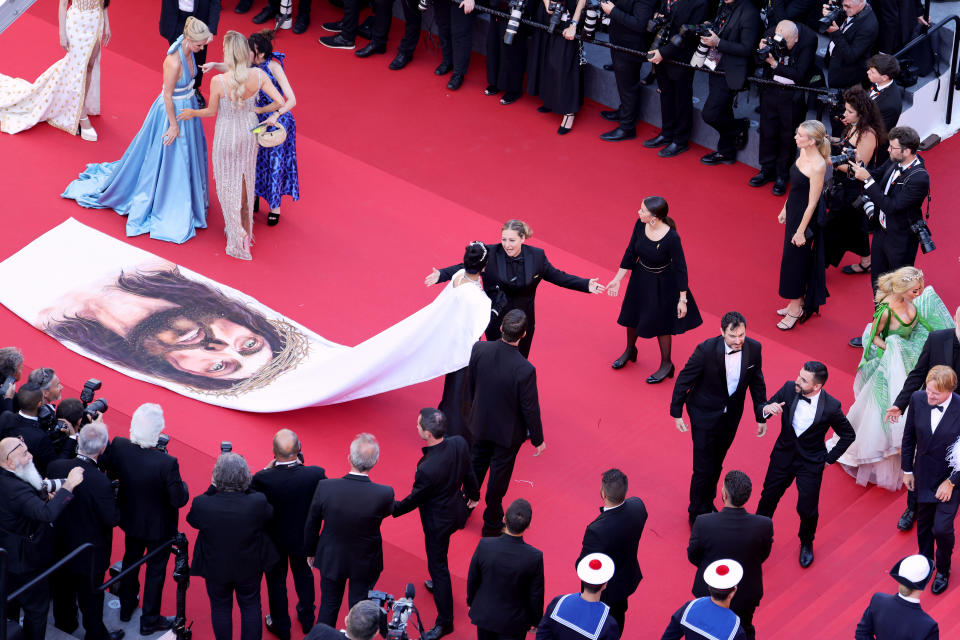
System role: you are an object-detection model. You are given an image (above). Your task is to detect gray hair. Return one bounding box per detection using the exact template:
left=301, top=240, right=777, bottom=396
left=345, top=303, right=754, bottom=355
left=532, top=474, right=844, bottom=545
left=28, top=367, right=55, bottom=390
left=349, top=433, right=379, bottom=473
left=776, top=20, right=798, bottom=40
left=345, top=600, right=382, bottom=640
left=0, top=347, right=23, bottom=379
left=130, top=403, right=165, bottom=448
left=78, top=422, right=109, bottom=456
left=212, top=453, right=252, bottom=492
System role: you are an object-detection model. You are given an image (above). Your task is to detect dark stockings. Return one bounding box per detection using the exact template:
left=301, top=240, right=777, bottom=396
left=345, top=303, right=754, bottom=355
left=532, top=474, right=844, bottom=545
left=652, top=335, right=673, bottom=377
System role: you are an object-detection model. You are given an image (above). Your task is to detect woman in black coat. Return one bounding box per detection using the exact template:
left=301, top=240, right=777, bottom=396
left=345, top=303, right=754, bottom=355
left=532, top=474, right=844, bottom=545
left=426, top=219, right=604, bottom=357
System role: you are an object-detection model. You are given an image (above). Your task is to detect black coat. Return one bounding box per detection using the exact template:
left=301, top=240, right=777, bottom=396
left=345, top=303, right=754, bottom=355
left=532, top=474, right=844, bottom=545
left=467, top=534, right=545, bottom=636
left=901, top=390, right=960, bottom=502
left=872, top=83, right=904, bottom=133
left=303, top=474, right=395, bottom=582
left=767, top=0, right=818, bottom=27
left=159, top=0, right=222, bottom=40
left=0, top=467, right=73, bottom=575
left=187, top=489, right=279, bottom=583
left=577, top=497, right=648, bottom=603
left=864, top=156, right=930, bottom=255
left=393, top=436, right=480, bottom=534
left=854, top=592, right=938, bottom=640
left=688, top=507, right=773, bottom=607
left=467, top=340, right=543, bottom=449
left=609, top=0, right=658, bottom=48
left=894, top=329, right=960, bottom=412
left=826, top=5, right=879, bottom=89
left=99, top=436, right=190, bottom=540
left=48, top=456, right=119, bottom=575
left=657, top=0, right=710, bottom=62
left=760, top=22, right=817, bottom=87
left=670, top=336, right=767, bottom=427
left=251, top=462, right=326, bottom=555
left=764, top=382, right=855, bottom=468
left=714, top=0, right=764, bottom=90
left=0, top=413, right=59, bottom=477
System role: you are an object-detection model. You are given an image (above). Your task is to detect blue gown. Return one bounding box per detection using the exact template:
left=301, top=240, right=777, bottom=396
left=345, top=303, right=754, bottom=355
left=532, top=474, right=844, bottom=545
left=61, top=36, right=208, bottom=244
left=254, top=53, right=298, bottom=210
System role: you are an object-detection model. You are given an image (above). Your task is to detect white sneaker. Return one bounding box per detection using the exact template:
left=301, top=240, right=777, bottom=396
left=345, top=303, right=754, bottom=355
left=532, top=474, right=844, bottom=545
left=79, top=117, right=98, bottom=142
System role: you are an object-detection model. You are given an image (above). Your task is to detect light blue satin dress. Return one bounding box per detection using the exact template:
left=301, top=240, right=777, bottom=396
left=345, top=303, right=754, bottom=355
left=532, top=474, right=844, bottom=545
left=62, top=36, right=208, bottom=244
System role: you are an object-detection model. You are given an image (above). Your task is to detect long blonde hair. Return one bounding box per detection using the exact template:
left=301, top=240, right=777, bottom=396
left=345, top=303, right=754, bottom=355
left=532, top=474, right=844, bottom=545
left=799, top=120, right=830, bottom=160
left=183, top=16, right=212, bottom=44
left=222, top=31, right=252, bottom=104
left=875, top=266, right=925, bottom=304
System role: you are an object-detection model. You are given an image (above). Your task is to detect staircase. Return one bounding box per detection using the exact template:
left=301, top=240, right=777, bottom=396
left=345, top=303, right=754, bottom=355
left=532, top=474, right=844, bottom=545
left=0, top=0, right=38, bottom=35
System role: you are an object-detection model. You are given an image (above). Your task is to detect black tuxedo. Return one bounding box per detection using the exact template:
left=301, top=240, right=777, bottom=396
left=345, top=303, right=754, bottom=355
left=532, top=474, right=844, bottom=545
left=158, top=0, right=221, bottom=92
left=826, top=5, right=879, bottom=89
left=576, top=498, right=648, bottom=636
left=872, top=83, right=904, bottom=133
left=756, top=382, right=855, bottom=543
left=0, top=412, right=59, bottom=477
left=902, top=390, right=960, bottom=573
left=394, top=436, right=479, bottom=627
left=671, top=336, right=767, bottom=517
left=439, top=243, right=590, bottom=357
left=895, top=330, right=960, bottom=412
left=854, top=592, right=938, bottom=640
left=467, top=534, right=545, bottom=638
left=654, top=0, right=709, bottom=146
left=608, top=0, right=658, bottom=131
left=252, top=462, right=327, bottom=635
left=468, top=340, right=543, bottom=532
left=304, top=473, right=394, bottom=626
left=688, top=507, right=773, bottom=639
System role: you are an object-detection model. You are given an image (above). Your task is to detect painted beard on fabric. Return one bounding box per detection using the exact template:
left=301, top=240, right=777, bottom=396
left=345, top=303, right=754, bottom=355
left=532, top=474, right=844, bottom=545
left=13, top=459, right=44, bottom=491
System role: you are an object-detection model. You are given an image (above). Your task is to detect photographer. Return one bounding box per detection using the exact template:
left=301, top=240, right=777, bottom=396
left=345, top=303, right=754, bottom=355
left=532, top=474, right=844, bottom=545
left=749, top=19, right=816, bottom=195
left=0, top=436, right=84, bottom=640
left=698, top=0, right=763, bottom=166
left=643, top=0, right=710, bottom=157
left=99, top=403, right=190, bottom=636
left=598, top=0, right=658, bottom=142
left=485, top=0, right=535, bottom=105
left=28, top=366, right=63, bottom=414
left=305, top=599, right=381, bottom=640
left=0, top=383, right=64, bottom=476
left=823, top=0, right=878, bottom=130
left=0, top=346, right=24, bottom=414
left=867, top=53, right=904, bottom=134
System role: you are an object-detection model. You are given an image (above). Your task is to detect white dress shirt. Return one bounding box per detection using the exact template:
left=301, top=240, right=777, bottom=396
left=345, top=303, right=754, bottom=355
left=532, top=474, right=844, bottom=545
left=931, top=394, right=952, bottom=434
left=724, top=345, right=742, bottom=397
left=793, top=391, right=821, bottom=437
left=179, top=0, right=196, bottom=12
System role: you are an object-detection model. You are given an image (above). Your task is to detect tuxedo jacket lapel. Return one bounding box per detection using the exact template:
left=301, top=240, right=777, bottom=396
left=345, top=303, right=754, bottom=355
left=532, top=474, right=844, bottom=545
left=495, top=247, right=507, bottom=283
left=813, top=391, right=826, bottom=428
left=944, top=335, right=955, bottom=366
left=930, top=396, right=960, bottom=445
left=523, top=245, right=536, bottom=286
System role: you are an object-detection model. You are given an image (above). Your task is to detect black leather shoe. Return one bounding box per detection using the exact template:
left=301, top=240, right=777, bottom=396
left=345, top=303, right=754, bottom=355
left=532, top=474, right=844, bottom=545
left=658, top=142, right=688, bottom=158
left=500, top=92, right=521, bottom=105
left=356, top=43, right=386, bottom=57
left=447, top=73, right=464, bottom=90
left=700, top=151, right=736, bottom=165
left=422, top=624, right=454, bottom=640
left=293, top=14, right=310, bottom=33
left=389, top=52, right=412, bottom=70
left=119, top=603, right=136, bottom=623
left=253, top=7, right=276, bottom=23
left=799, top=543, right=814, bottom=568
left=536, top=105, right=552, bottom=113
left=771, top=177, right=788, bottom=196
left=321, top=20, right=342, bottom=32
left=849, top=336, right=863, bottom=348
left=931, top=571, right=949, bottom=595
left=612, top=346, right=637, bottom=369
left=319, top=34, right=355, bottom=49
left=646, top=364, right=675, bottom=384
left=748, top=171, right=774, bottom=187
left=140, top=616, right=175, bottom=635
left=484, top=84, right=499, bottom=96
left=897, top=506, right=916, bottom=531
left=734, top=118, right=750, bottom=150
left=600, top=127, right=637, bottom=141
left=235, top=0, right=254, bottom=13
left=266, top=615, right=291, bottom=640
left=643, top=133, right=670, bottom=148
left=600, top=109, right=621, bottom=122
left=435, top=61, right=453, bottom=75
left=424, top=579, right=434, bottom=593
left=357, top=19, right=373, bottom=40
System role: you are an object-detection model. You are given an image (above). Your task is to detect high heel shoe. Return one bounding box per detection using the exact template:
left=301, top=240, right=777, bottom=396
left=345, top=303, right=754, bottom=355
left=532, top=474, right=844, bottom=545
left=776, top=307, right=789, bottom=316
left=267, top=212, right=280, bottom=226
left=611, top=346, right=638, bottom=370
left=558, top=114, right=575, bottom=135
left=646, top=363, right=675, bottom=384
left=78, top=116, right=97, bottom=142
left=777, top=311, right=804, bottom=330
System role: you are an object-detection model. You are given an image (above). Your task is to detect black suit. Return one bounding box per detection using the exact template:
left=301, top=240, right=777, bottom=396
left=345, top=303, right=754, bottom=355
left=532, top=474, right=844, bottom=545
left=756, top=382, right=855, bottom=543
left=576, top=498, right=648, bottom=636
left=467, top=340, right=543, bottom=532
left=608, top=0, right=657, bottom=131
left=688, top=507, right=773, bottom=639
left=873, top=0, right=924, bottom=55
left=0, top=413, right=59, bottom=477
left=99, top=436, right=189, bottom=624
left=48, top=456, right=119, bottom=640
left=825, top=5, right=879, bottom=89
left=467, top=534, right=545, bottom=639
left=394, top=436, right=479, bottom=628
left=902, top=390, right=960, bottom=573
left=486, top=0, right=534, bottom=97
left=188, top=489, right=279, bottom=640
left=434, top=1, right=476, bottom=77
left=871, top=82, right=904, bottom=133
left=854, top=592, right=939, bottom=640
left=158, top=0, right=221, bottom=92
left=653, top=0, right=709, bottom=146
left=438, top=243, right=590, bottom=357
left=252, top=462, right=327, bottom=635
left=670, top=336, right=767, bottom=518
left=304, top=473, right=394, bottom=626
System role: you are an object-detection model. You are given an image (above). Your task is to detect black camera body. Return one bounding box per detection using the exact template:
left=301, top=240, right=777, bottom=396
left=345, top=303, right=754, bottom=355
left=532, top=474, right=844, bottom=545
left=369, top=585, right=417, bottom=640
left=911, top=220, right=936, bottom=253
left=220, top=441, right=233, bottom=454
left=853, top=194, right=876, bottom=218
left=80, top=378, right=109, bottom=420
left=504, top=0, right=527, bottom=45
left=819, top=1, right=843, bottom=34
left=0, top=375, right=15, bottom=397
left=756, top=34, right=788, bottom=64
left=647, top=14, right=669, bottom=34
left=156, top=433, right=171, bottom=453
left=829, top=146, right=858, bottom=167
left=547, top=1, right=565, bottom=34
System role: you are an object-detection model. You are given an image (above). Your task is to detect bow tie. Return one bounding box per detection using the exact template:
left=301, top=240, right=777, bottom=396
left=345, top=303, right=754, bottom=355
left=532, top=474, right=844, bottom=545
left=726, top=349, right=741, bottom=355
left=871, top=84, right=880, bottom=92
left=934, top=405, right=945, bottom=412
left=798, top=396, right=812, bottom=404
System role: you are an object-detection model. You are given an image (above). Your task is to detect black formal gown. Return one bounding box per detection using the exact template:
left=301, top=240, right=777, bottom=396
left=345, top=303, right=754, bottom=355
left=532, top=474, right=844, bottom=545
left=617, top=221, right=702, bottom=339
left=526, top=0, right=584, bottom=115
left=778, top=164, right=828, bottom=312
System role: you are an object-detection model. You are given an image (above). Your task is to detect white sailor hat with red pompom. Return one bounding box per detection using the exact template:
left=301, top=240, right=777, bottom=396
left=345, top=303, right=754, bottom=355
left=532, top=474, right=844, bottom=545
left=704, top=559, right=744, bottom=590
left=577, top=553, right=615, bottom=585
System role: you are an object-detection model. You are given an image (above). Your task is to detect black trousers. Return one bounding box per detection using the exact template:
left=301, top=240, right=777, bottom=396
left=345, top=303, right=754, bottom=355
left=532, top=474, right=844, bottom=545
left=657, top=63, right=696, bottom=145
left=267, top=0, right=314, bottom=16
left=52, top=569, right=109, bottom=640
left=688, top=415, right=740, bottom=518
left=601, top=595, right=628, bottom=638
left=756, top=454, right=824, bottom=544
left=477, top=629, right=525, bottom=640
left=731, top=599, right=758, bottom=640
left=472, top=440, right=522, bottom=531
left=206, top=577, right=263, bottom=640
left=424, top=527, right=455, bottom=626
left=870, top=227, right=919, bottom=292
left=118, top=536, right=171, bottom=623
left=317, top=574, right=377, bottom=626
left=758, top=86, right=805, bottom=179
left=907, top=488, right=918, bottom=511
left=5, top=573, right=49, bottom=640
left=434, top=1, right=475, bottom=75
left=265, top=553, right=316, bottom=634
left=702, top=75, right=739, bottom=157
left=169, top=11, right=209, bottom=91
left=917, top=498, right=960, bottom=573
left=611, top=50, right=644, bottom=131
left=397, top=0, right=425, bottom=56
left=486, top=15, right=527, bottom=94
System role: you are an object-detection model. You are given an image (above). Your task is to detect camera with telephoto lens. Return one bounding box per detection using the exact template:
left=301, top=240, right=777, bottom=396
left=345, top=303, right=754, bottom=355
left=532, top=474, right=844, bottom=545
left=581, top=0, right=601, bottom=41
left=504, top=0, right=527, bottom=45
left=417, top=0, right=430, bottom=11
left=852, top=194, right=875, bottom=218
left=647, top=14, right=669, bottom=34
left=80, top=378, right=108, bottom=420
left=220, top=441, right=233, bottom=454
left=829, top=146, right=858, bottom=167
left=669, top=22, right=714, bottom=67
left=547, top=1, right=565, bottom=34
left=156, top=433, right=170, bottom=453
left=41, top=477, right=66, bottom=493
left=369, top=584, right=418, bottom=640
left=819, top=0, right=843, bottom=34
left=0, top=375, right=15, bottom=397
left=756, top=34, right=788, bottom=64
left=910, top=220, right=936, bottom=253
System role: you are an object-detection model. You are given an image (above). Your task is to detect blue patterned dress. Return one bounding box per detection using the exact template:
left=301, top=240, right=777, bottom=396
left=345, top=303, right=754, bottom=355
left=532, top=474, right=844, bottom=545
left=254, top=53, right=298, bottom=210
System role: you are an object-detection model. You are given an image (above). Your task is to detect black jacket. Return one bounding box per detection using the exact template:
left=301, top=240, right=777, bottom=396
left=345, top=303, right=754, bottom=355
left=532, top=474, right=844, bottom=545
left=670, top=336, right=767, bottom=427
left=468, top=534, right=545, bottom=635
left=609, top=0, right=658, bottom=48
left=767, top=0, right=818, bottom=27
left=393, top=436, right=480, bottom=534
left=303, top=474, right=395, bottom=581
left=468, top=340, right=543, bottom=449
left=657, top=0, right=710, bottom=62
left=764, top=382, right=855, bottom=468
left=577, top=497, right=648, bottom=603
left=0, top=467, right=73, bottom=575
left=714, top=0, right=764, bottom=90
left=688, top=507, right=773, bottom=607
left=855, top=592, right=939, bottom=640
left=826, top=5, right=879, bottom=89
left=872, top=83, right=904, bottom=133
left=48, top=456, right=119, bottom=575
left=0, top=413, right=60, bottom=477
left=159, top=0, right=222, bottom=40
left=760, top=22, right=817, bottom=87
left=252, top=462, right=326, bottom=555
left=894, top=329, right=960, bottom=412
left=901, top=390, right=960, bottom=502
left=99, top=436, right=189, bottom=540
left=864, top=156, right=929, bottom=254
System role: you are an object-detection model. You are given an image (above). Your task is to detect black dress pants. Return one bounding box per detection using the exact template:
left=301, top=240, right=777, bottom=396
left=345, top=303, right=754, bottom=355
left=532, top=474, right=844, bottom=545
left=424, top=526, right=455, bottom=627
left=917, top=497, right=960, bottom=573
left=486, top=15, right=527, bottom=94
left=689, top=415, right=740, bottom=518
left=612, top=49, right=644, bottom=131
left=870, top=227, right=919, bottom=292
left=265, top=553, right=316, bottom=635
left=758, top=86, right=805, bottom=179
left=205, top=577, right=263, bottom=640
left=118, top=536, right=171, bottom=624
left=368, top=0, right=396, bottom=47
left=434, top=1, right=475, bottom=75
left=657, top=63, right=695, bottom=144
left=5, top=573, right=49, bottom=640
left=702, top=75, right=738, bottom=157
left=601, top=595, right=628, bottom=638
left=52, top=569, right=109, bottom=640
left=169, top=11, right=209, bottom=91
left=397, top=0, right=425, bottom=56
left=477, top=629, right=525, bottom=640
left=472, top=440, right=522, bottom=531
left=317, top=575, right=376, bottom=626
left=756, top=455, right=824, bottom=544
left=268, top=0, right=314, bottom=17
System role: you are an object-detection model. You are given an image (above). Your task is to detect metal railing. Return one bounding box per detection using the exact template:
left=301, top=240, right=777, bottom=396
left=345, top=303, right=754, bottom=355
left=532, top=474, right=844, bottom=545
left=893, top=14, right=960, bottom=125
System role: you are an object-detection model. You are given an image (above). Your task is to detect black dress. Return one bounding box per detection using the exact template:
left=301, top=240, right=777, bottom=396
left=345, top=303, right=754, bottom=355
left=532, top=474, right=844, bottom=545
left=823, top=134, right=875, bottom=266
left=779, top=164, right=828, bottom=310
left=526, top=0, right=584, bottom=115
left=617, top=221, right=703, bottom=338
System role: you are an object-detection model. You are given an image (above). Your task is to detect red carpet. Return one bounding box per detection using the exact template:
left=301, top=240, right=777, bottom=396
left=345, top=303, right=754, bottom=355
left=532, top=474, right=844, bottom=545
left=2, top=3, right=960, bottom=638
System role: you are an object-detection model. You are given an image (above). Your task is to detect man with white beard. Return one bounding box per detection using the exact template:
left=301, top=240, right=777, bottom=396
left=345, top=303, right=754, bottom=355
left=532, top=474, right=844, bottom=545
left=0, top=436, right=84, bottom=640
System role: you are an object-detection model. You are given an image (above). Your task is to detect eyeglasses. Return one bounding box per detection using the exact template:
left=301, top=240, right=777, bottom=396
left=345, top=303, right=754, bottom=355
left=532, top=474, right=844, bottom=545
left=4, top=436, right=25, bottom=461
left=888, top=144, right=902, bottom=151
